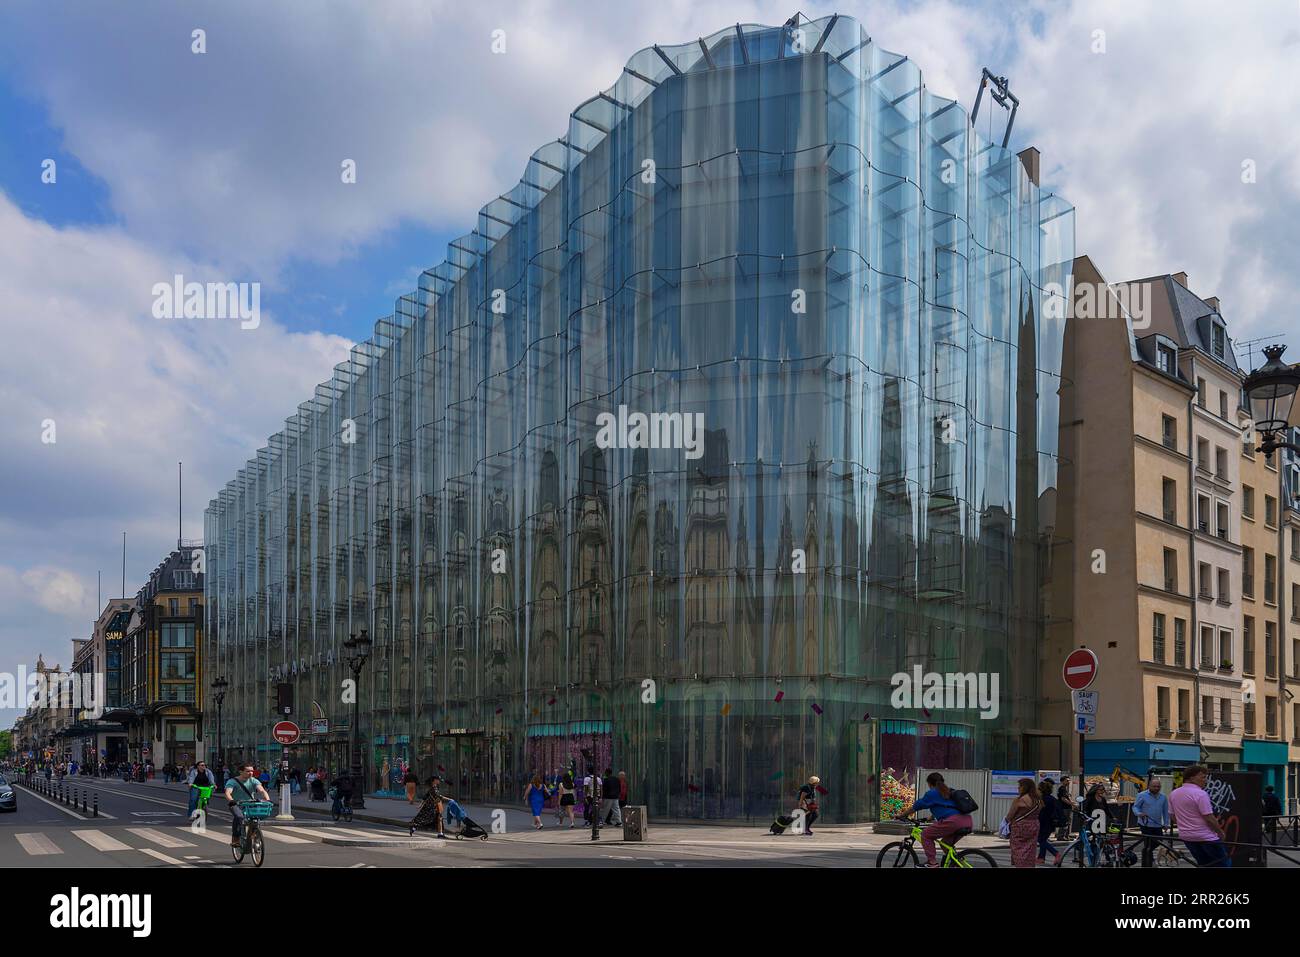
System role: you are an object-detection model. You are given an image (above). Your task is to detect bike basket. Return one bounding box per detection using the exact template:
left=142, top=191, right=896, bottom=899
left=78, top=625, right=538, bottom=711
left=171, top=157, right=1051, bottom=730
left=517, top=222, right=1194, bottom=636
left=241, top=801, right=275, bottom=819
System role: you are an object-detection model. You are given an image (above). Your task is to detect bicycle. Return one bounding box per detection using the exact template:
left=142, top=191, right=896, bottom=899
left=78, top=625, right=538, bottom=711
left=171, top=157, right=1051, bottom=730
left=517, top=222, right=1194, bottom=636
left=231, top=800, right=273, bottom=867
left=875, top=816, right=998, bottom=868
left=329, top=787, right=353, bottom=823
left=1121, top=827, right=1196, bottom=867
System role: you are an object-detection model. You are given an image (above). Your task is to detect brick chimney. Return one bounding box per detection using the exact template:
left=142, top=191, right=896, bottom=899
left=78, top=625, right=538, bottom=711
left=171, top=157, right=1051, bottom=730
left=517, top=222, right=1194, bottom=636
left=1205, top=296, right=1220, bottom=312
left=1172, top=272, right=1189, bottom=288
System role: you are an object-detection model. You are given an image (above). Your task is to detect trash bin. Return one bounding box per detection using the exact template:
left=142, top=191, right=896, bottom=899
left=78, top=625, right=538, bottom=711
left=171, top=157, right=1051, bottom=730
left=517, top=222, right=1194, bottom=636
left=623, top=805, right=648, bottom=841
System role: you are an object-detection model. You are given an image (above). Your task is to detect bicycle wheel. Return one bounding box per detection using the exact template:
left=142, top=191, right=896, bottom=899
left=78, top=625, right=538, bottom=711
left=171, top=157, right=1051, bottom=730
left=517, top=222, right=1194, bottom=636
left=954, top=849, right=997, bottom=868
left=250, top=827, right=265, bottom=867
left=231, top=836, right=245, bottom=864
left=875, top=841, right=919, bottom=868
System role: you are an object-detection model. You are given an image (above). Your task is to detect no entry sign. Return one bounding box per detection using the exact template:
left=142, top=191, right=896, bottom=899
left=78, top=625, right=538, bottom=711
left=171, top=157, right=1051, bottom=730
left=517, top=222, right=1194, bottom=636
left=272, top=721, right=300, bottom=745
left=1063, top=648, right=1098, bottom=691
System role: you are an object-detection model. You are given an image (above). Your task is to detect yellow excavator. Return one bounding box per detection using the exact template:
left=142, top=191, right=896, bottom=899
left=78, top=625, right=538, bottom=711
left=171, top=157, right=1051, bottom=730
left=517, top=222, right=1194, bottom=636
left=1109, top=765, right=1152, bottom=802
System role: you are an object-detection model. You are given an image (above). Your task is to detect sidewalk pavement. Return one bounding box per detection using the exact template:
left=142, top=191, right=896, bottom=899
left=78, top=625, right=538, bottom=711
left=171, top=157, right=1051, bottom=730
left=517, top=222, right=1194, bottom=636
left=120, top=779, right=1010, bottom=849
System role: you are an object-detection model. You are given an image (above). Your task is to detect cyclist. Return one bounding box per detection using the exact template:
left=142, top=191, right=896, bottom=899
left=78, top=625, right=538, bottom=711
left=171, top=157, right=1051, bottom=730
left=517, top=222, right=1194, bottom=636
left=1169, top=765, right=1231, bottom=867
left=187, top=760, right=216, bottom=816
left=224, top=763, right=271, bottom=848
left=331, top=768, right=354, bottom=819
left=893, top=771, right=973, bottom=868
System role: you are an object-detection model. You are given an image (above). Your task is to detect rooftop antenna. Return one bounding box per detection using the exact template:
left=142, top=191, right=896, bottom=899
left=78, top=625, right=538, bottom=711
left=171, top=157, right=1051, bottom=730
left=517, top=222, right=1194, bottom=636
left=1234, top=334, right=1286, bottom=371
left=178, top=461, right=183, bottom=549
left=971, top=68, right=1019, bottom=148
left=121, top=531, right=126, bottom=601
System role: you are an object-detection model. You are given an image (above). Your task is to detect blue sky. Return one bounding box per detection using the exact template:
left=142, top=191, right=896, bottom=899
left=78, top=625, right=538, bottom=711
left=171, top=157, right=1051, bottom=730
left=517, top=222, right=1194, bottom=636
left=1, top=0, right=1298, bottom=730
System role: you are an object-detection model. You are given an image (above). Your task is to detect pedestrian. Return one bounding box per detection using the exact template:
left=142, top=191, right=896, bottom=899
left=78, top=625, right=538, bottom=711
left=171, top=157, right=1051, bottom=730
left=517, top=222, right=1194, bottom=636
left=1133, top=778, right=1169, bottom=867
left=1081, top=783, right=1110, bottom=866
left=403, top=766, right=420, bottom=804
left=600, top=767, right=623, bottom=828
left=893, top=772, right=973, bottom=868
left=617, top=770, right=628, bottom=811
left=1263, top=785, right=1282, bottom=845
left=1002, top=777, right=1040, bottom=868
left=331, top=768, right=354, bottom=816
left=1169, top=765, right=1231, bottom=867
left=582, top=769, right=594, bottom=824
left=409, top=774, right=449, bottom=839
left=557, top=767, right=577, bottom=828
left=1035, top=779, right=1062, bottom=865
left=796, top=775, right=820, bottom=835
left=1054, top=778, right=1073, bottom=841
left=524, top=773, right=548, bottom=829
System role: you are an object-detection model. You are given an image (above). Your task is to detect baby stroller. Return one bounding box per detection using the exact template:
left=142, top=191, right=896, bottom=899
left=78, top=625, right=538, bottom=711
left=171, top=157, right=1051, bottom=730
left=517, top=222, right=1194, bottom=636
left=444, top=798, right=489, bottom=841
left=310, top=776, right=326, bottom=802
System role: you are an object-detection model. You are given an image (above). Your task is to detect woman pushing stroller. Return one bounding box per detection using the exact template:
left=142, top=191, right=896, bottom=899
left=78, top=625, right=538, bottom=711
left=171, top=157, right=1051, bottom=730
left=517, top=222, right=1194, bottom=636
left=408, top=774, right=490, bottom=840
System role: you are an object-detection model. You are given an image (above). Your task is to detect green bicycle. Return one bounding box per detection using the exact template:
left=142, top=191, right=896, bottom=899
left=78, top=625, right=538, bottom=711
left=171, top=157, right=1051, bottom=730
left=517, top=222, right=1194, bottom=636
left=192, top=784, right=214, bottom=814
left=231, top=800, right=273, bottom=867
left=876, top=816, right=998, bottom=868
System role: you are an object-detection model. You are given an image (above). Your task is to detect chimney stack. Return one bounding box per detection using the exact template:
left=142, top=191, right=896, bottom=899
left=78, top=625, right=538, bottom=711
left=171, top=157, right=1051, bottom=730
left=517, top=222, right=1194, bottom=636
left=1172, top=271, right=1189, bottom=288
left=1205, top=296, right=1220, bottom=312
left=1017, top=146, right=1041, bottom=186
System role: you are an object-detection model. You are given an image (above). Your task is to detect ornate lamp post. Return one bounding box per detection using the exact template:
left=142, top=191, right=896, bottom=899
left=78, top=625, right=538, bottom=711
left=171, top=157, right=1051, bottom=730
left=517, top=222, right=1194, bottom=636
left=1243, top=344, right=1300, bottom=455
left=342, top=630, right=371, bottom=808
left=211, top=675, right=228, bottom=774
left=1243, top=344, right=1300, bottom=799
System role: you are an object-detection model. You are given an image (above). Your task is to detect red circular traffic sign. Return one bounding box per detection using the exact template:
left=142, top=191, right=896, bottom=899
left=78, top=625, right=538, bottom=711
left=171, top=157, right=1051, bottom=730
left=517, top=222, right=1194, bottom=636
left=1063, top=648, right=1098, bottom=690
left=272, top=721, right=300, bottom=745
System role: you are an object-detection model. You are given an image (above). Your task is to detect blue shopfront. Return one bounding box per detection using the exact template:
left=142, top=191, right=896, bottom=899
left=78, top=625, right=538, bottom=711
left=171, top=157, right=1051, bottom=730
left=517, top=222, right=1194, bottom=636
left=1084, top=740, right=1200, bottom=776
left=1241, top=739, right=1287, bottom=797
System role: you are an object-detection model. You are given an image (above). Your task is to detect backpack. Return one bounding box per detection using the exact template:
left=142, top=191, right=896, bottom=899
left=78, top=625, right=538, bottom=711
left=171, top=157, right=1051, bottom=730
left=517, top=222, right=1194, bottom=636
left=949, top=788, right=979, bottom=814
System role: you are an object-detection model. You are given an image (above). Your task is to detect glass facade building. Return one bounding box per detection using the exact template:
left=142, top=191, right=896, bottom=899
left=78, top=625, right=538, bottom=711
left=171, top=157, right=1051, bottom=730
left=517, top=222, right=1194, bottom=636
left=204, top=14, right=1074, bottom=821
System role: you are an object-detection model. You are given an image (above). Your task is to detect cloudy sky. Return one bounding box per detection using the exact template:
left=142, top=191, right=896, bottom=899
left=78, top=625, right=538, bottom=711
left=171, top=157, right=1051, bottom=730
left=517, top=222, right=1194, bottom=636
left=1, top=0, right=1298, bottom=728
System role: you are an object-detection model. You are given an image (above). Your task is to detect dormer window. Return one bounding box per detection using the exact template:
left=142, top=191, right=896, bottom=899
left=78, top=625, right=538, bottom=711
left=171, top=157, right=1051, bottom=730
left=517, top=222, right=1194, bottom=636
left=1157, top=342, right=1176, bottom=374
left=1211, top=322, right=1226, bottom=360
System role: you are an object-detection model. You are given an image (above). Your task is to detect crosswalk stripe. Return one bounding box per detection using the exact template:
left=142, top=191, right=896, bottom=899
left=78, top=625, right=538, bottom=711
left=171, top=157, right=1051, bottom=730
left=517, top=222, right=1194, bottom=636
left=72, top=829, right=133, bottom=852
left=15, top=833, right=62, bottom=856
left=258, top=829, right=311, bottom=844
left=126, top=827, right=196, bottom=849
left=327, top=825, right=427, bottom=840
left=139, top=848, right=194, bottom=867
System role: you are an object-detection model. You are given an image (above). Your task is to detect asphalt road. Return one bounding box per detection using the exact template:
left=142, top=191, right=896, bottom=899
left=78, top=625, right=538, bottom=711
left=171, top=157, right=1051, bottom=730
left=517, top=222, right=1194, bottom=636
left=3, top=776, right=1296, bottom=869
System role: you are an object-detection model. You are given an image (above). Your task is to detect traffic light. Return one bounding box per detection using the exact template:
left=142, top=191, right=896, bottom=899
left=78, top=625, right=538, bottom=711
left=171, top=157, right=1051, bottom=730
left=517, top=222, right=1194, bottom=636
left=276, top=682, right=293, bottom=716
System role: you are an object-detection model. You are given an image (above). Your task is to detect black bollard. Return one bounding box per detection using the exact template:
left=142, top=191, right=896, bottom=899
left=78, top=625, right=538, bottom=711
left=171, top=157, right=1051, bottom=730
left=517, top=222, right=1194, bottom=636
left=93, top=794, right=99, bottom=817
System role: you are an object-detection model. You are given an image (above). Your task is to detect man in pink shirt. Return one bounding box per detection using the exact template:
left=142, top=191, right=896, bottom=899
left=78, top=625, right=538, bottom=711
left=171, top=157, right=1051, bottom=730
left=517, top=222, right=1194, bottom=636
left=1168, top=765, right=1230, bottom=867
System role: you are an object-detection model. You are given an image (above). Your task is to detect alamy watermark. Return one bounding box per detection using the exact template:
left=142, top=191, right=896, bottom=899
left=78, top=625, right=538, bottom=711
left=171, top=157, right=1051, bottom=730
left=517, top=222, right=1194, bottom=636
left=1045, top=280, right=1151, bottom=330
left=152, top=274, right=260, bottom=329
left=890, top=665, right=1000, bottom=719
left=0, top=667, right=105, bottom=716
left=595, top=405, right=704, bottom=460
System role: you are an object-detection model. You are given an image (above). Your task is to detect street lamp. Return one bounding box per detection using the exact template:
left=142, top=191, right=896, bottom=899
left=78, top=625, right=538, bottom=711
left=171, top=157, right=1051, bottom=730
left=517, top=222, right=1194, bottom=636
left=342, top=629, right=371, bottom=809
left=211, top=675, right=228, bottom=775
left=1243, top=344, right=1300, bottom=455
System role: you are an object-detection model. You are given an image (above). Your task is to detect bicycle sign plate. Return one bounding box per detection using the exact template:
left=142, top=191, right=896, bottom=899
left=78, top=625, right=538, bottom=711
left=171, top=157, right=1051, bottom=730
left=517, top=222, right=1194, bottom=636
left=272, top=720, right=300, bottom=745
left=1071, top=690, right=1099, bottom=715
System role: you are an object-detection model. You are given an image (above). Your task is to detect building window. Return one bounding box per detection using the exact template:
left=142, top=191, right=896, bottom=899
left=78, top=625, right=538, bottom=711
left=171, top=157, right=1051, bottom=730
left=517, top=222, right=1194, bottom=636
left=1174, top=618, right=1186, bottom=667
left=1293, top=583, right=1300, bottom=622
left=1265, top=495, right=1278, bottom=527
left=1219, top=698, right=1232, bottom=730
left=1292, top=527, right=1300, bottom=561
left=1157, top=686, right=1170, bottom=731
left=1215, top=447, right=1227, bottom=480
left=1212, top=323, right=1226, bottom=360
left=1243, top=616, right=1254, bottom=674
left=1197, top=495, right=1210, bottom=534
left=161, top=623, right=195, bottom=648
left=1157, top=344, right=1176, bottom=374
left=1219, top=628, right=1233, bottom=670
left=1217, top=567, right=1230, bottom=604
left=1200, top=626, right=1215, bottom=668
left=1162, top=478, right=1177, bottom=523
left=1201, top=694, right=1214, bottom=727
left=1266, top=696, right=1278, bottom=737
left=1161, top=415, right=1177, bottom=449
left=1245, top=700, right=1256, bottom=735
left=1178, top=689, right=1191, bottom=732
left=1197, top=377, right=1207, bottom=408
left=1197, top=438, right=1209, bottom=471
left=1219, top=390, right=1228, bottom=418
left=1266, top=621, right=1277, bottom=678
left=1265, top=553, right=1277, bottom=603
left=168, top=598, right=179, bottom=616
left=1164, top=548, right=1179, bottom=592
left=1153, top=613, right=1166, bottom=664
left=1243, top=546, right=1254, bottom=597
left=1216, top=500, right=1229, bottom=540
left=1198, top=561, right=1212, bottom=598
left=1243, top=485, right=1254, bottom=518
